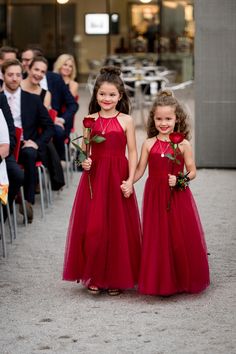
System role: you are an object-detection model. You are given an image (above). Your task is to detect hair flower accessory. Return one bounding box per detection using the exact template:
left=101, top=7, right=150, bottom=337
left=72, top=117, right=106, bottom=199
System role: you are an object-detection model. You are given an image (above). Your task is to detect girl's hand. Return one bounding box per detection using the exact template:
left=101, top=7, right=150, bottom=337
left=82, top=157, right=92, bottom=171
left=120, top=180, right=133, bottom=198
left=168, top=174, right=177, bottom=187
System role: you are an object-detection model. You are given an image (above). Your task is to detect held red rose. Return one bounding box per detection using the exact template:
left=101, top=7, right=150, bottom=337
left=165, top=132, right=185, bottom=211
left=72, top=116, right=105, bottom=200
left=83, top=117, right=95, bottom=129
left=169, top=132, right=185, bottom=144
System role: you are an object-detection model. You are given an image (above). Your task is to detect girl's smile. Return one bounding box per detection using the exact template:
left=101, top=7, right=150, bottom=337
left=154, top=106, right=177, bottom=138
left=96, top=82, right=121, bottom=114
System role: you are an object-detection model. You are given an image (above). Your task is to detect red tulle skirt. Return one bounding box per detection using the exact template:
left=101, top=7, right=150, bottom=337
left=139, top=176, right=210, bottom=296
left=63, top=155, right=142, bottom=290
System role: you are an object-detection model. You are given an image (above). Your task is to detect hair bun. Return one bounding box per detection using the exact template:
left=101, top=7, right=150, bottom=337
left=157, top=89, right=174, bottom=98
left=100, top=65, right=121, bottom=76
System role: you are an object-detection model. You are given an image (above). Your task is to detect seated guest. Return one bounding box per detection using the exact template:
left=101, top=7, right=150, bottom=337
left=20, top=46, right=43, bottom=79
left=0, top=46, right=18, bottom=87
left=0, top=109, right=10, bottom=205
left=0, top=91, right=24, bottom=218
left=42, top=70, right=79, bottom=162
left=53, top=54, right=79, bottom=99
left=21, top=57, right=65, bottom=191
left=21, top=56, right=51, bottom=109
left=2, top=59, right=54, bottom=223
left=20, top=47, right=79, bottom=162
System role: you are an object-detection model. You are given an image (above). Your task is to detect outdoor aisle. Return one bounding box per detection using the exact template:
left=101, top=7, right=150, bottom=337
left=0, top=166, right=236, bottom=354
left=1, top=85, right=236, bottom=354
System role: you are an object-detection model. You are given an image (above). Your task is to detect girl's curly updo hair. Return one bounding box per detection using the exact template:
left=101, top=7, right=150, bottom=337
left=88, top=66, right=130, bottom=115
left=147, top=89, right=191, bottom=140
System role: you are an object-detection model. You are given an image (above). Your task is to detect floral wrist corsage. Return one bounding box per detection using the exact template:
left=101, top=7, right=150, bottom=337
left=175, top=171, right=190, bottom=190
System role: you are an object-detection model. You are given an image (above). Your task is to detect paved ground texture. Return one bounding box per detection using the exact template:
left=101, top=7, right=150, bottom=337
left=1, top=86, right=236, bottom=353
left=1, top=167, right=236, bottom=354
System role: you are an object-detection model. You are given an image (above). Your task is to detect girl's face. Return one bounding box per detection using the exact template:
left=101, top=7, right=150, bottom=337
left=96, top=82, right=121, bottom=113
left=29, top=61, right=47, bottom=84
left=60, top=59, right=73, bottom=77
left=154, top=105, right=177, bottom=137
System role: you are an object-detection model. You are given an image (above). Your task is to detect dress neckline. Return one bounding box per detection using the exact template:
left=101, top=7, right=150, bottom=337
left=156, top=136, right=170, bottom=143
left=98, top=111, right=120, bottom=119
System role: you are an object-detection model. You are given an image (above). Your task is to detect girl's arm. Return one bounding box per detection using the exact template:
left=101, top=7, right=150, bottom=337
left=168, top=140, right=196, bottom=187
left=133, top=140, right=149, bottom=183
left=120, top=115, right=137, bottom=197
left=126, top=115, right=138, bottom=183
left=183, top=140, right=196, bottom=180
left=121, top=139, right=150, bottom=196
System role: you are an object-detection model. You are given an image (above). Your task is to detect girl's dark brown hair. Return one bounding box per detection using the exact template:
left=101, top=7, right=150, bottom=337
left=88, top=66, right=130, bottom=115
left=29, top=56, right=48, bottom=69
left=146, top=89, right=191, bottom=140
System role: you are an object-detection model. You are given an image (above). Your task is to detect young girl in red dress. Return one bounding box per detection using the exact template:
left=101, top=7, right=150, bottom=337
left=123, top=90, right=210, bottom=296
left=62, top=66, right=141, bottom=295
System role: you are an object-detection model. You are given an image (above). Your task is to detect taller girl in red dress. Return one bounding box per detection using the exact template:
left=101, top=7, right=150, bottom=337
left=63, top=67, right=141, bottom=295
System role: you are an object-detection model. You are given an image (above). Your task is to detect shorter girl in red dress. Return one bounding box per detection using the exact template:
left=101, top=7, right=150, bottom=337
left=123, top=90, right=210, bottom=296
left=62, top=66, right=141, bottom=295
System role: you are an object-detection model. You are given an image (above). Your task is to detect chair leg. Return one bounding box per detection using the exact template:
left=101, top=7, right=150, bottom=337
left=64, top=143, right=70, bottom=188
left=69, top=146, right=74, bottom=180
left=12, top=200, right=18, bottom=239
left=41, top=165, right=50, bottom=208
left=6, top=202, right=14, bottom=244
left=0, top=203, right=7, bottom=257
left=20, top=186, right=28, bottom=226
left=37, top=166, right=45, bottom=218
left=48, top=173, right=53, bottom=206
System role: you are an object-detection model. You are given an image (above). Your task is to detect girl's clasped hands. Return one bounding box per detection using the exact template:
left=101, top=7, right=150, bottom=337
left=83, top=158, right=133, bottom=199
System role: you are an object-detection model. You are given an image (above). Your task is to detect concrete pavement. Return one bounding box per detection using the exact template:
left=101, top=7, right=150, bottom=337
left=0, top=86, right=236, bottom=354
left=1, top=167, right=236, bottom=354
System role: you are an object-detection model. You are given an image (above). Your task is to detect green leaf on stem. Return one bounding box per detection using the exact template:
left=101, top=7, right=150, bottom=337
left=78, top=151, right=87, bottom=162
left=165, top=153, right=175, bottom=160
left=72, top=135, right=83, bottom=141
left=84, top=138, right=90, bottom=145
left=91, top=135, right=106, bottom=143
left=72, top=141, right=84, bottom=153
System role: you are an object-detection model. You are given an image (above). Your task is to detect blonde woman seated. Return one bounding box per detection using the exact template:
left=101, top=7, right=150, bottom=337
left=0, top=109, right=10, bottom=205
left=53, top=54, right=79, bottom=100
left=21, top=56, right=51, bottom=109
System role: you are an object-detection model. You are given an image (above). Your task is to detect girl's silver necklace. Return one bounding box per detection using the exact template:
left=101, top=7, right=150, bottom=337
left=100, top=118, right=113, bottom=135
left=157, top=138, right=169, bottom=157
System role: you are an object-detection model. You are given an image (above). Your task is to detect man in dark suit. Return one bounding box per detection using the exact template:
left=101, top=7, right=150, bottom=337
left=43, top=71, right=79, bottom=161
left=2, top=59, right=54, bottom=222
left=0, top=92, right=24, bottom=216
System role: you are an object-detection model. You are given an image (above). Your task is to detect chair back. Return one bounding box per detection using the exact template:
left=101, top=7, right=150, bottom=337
left=48, top=108, right=57, bottom=122
left=13, top=127, right=22, bottom=162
